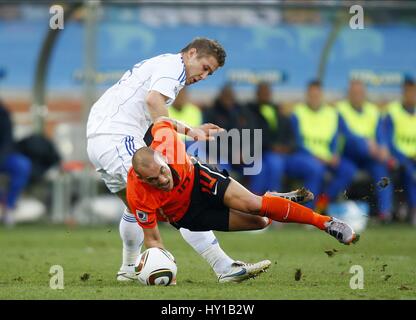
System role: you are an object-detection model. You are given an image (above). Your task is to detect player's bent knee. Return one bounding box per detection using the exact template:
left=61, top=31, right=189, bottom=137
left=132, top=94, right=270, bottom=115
left=252, top=217, right=270, bottom=230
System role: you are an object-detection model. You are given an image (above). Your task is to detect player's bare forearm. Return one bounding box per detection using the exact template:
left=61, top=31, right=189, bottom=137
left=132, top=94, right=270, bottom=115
left=146, top=90, right=169, bottom=121
left=146, top=91, right=222, bottom=140
left=154, top=116, right=223, bottom=141
left=154, top=116, right=191, bottom=136
left=143, top=225, right=164, bottom=249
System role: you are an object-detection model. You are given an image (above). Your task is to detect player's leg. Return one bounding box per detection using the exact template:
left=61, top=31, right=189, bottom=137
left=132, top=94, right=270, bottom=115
left=178, top=211, right=270, bottom=280
left=181, top=161, right=271, bottom=282
left=219, top=209, right=273, bottom=283
left=110, top=136, right=145, bottom=280
left=223, top=178, right=359, bottom=244
left=178, top=228, right=234, bottom=276
left=0, top=153, right=32, bottom=226
left=206, top=208, right=272, bottom=283
left=402, top=162, right=416, bottom=225
left=87, top=135, right=144, bottom=281
left=175, top=207, right=273, bottom=283
left=116, top=189, right=144, bottom=281
left=224, top=178, right=329, bottom=228
left=228, top=209, right=271, bottom=231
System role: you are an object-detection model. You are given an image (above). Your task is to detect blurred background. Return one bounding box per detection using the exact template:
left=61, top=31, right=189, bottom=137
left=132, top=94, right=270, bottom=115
left=1, top=0, right=415, bottom=229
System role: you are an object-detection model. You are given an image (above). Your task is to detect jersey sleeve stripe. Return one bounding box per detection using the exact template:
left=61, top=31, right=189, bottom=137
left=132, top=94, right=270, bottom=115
left=122, top=215, right=137, bottom=223
left=130, top=136, right=137, bottom=154
left=124, top=136, right=135, bottom=156
left=179, top=68, right=187, bottom=83
left=123, top=212, right=137, bottom=221
left=177, top=67, right=185, bottom=81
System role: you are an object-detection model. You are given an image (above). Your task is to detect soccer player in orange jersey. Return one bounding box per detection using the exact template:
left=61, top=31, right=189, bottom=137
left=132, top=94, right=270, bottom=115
left=127, top=117, right=360, bottom=282
left=87, top=38, right=273, bottom=282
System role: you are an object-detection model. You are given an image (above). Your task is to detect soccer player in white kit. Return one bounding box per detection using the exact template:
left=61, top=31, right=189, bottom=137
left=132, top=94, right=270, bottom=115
left=87, top=38, right=269, bottom=283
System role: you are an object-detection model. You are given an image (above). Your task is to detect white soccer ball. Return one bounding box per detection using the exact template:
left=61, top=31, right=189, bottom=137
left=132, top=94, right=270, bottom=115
left=136, top=248, right=177, bottom=286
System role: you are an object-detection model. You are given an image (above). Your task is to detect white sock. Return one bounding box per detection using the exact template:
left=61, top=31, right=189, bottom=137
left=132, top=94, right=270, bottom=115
left=119, top=208, right=144, bottom=268
left=179, top=228, right=234, bottom=275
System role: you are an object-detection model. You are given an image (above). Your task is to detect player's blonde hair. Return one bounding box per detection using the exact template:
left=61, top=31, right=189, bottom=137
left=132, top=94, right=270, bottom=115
left=181, top=37, right=226, bottom=67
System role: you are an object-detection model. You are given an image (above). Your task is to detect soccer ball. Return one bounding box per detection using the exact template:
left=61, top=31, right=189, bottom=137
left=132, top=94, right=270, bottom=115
left=135, top=247, right=177, bottom=286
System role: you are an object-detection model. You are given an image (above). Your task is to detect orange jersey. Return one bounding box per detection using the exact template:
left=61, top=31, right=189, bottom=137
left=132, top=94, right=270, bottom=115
left=127, top=120, right=195, bottom=229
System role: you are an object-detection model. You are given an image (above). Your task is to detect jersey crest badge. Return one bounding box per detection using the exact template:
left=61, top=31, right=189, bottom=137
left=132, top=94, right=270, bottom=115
left=136, top=210, right=148, bottom=223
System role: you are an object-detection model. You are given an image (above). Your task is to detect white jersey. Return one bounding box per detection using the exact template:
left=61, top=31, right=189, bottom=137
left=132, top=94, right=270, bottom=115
left=86, top=53, right=186, bottom=139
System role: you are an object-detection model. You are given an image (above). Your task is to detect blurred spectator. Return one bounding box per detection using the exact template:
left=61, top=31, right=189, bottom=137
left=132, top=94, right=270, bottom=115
left=169, top=87, right=202, bottom=146
left=203, top=83, right=247, bottom=175
left=15, top=134, right=61, bottom=185
left=385, top=78, right=416, bottom=225
left=243, top=82, right=295, bottom=194
left=0, top=100, right=32, bottom=227
left=337, top=80, right=393, bottom=222
left=0, top=5, right=21, bottom=20
left=282, top=8, right=322, bottom=24
left=290, top=80, right=357, bottom=210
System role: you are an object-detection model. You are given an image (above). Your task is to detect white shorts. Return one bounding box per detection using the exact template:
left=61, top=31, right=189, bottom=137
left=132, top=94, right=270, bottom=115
left=87, top=134, right=146, bottom=193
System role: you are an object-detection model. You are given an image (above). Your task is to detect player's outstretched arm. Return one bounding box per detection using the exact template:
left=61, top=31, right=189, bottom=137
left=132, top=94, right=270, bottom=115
left=195, top=123, right=224, bottom=140
left=154, top=116, right=224, bottom=141
left=143, top=224, right=164, bottom=249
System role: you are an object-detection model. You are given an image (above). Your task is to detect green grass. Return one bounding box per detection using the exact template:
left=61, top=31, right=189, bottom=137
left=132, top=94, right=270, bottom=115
left=0, top=223, right=415, bottom=300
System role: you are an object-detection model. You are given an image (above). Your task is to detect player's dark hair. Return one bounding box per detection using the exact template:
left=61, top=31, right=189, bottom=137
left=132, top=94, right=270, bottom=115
left=257, top=81, right=271, bottom=91
left=308, top=79, right=322, bottom=89
left=181, top=37, right=226, bottom=67
left=403, top=77, right=415, bottom=87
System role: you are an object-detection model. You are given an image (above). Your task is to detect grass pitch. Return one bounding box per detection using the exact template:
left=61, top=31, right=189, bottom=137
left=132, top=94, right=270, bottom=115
left=0, top=223, right=415, bottom=300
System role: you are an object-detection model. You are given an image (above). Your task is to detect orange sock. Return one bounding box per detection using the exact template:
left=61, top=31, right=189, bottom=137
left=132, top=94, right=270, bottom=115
left=260, top=194, right=331, bottom=230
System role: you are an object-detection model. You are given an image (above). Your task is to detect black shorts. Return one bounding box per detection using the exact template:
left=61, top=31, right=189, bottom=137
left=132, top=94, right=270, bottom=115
left=173, top=158, right=232, bottom=232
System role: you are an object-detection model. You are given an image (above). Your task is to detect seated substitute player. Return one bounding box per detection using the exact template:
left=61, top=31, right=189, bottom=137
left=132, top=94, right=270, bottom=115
left=126, top=118, right=359, bottom=282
